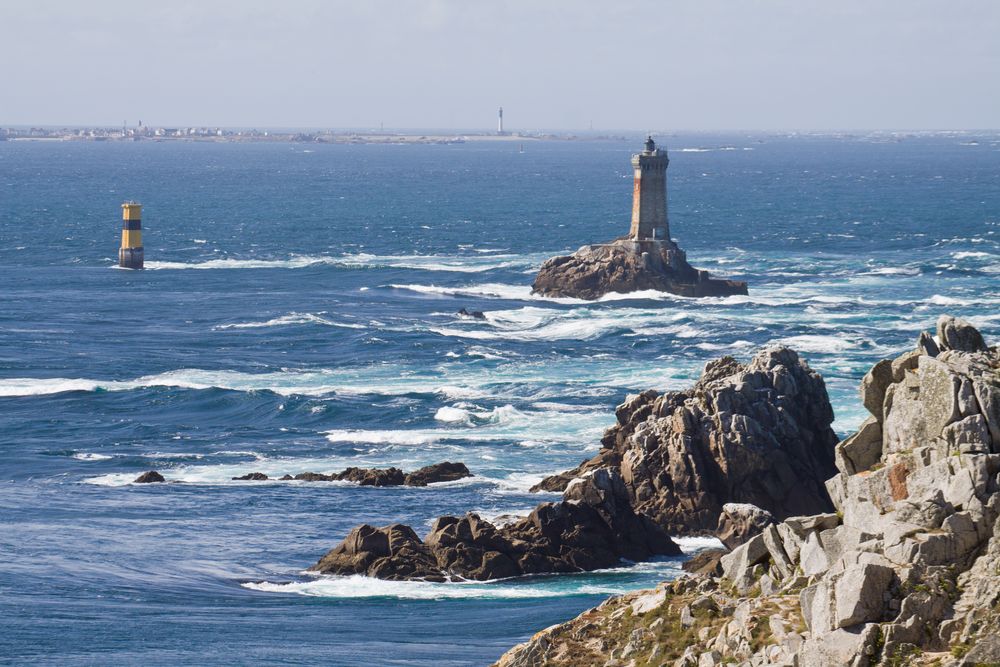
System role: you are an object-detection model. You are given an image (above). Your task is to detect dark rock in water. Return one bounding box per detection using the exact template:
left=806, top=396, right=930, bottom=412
left=716, top=503, right=775, bottom=549
left=134, top=470, right=165, bottom=484
left=313, top=523, right=445, bottom=582
left=310, top=467, right=681, bottom=581
left=682, top=548, right=727, bottom=576
left=279, top=474, right=294, bottom=481
left=331, top=466, right=406, bottom=487
left=403, top=461, right=472, bottom=486
left=457, top=307, right=486, bottom=320
left=533, top=346, right=838, bottom=533
left=292, top=472, right=334, bottom=482
left=531, top=238, right=747, bottom=300
left=232, top=472, right=269, bottom=481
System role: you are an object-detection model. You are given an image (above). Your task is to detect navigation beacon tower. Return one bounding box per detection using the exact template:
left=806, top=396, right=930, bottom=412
left=119, top=201, right=144, bottom=269
left=629, top=136, right=670, bottom=241
left=497, top=106, right=504, bottom=135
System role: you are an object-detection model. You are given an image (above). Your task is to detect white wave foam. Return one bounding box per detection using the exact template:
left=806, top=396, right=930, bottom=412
left=241, top=574, right=624, bottom=600
left=673, top=536, right=725, bottom=554
left=72, top=452, right=113, bottom=461
left=214, top=312, right=366, bottom=330
left=434, top=406, right=472, bottom=423
left=145, top=252, right=544, bottom=273
left=772, top=335, right=860, bottom=354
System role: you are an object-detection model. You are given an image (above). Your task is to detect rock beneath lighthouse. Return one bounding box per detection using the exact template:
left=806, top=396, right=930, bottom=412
left=532, top=238, right=747, bottom=300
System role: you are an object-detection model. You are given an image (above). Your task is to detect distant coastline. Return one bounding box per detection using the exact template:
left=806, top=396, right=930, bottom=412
left=0, top=126, right=627, bottom=144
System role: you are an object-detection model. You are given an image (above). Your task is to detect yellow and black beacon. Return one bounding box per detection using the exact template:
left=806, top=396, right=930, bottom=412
left=119, top=201, right=144, bottom=269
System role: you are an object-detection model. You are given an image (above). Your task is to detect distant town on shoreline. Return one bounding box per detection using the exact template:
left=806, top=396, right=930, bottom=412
left=0, top=124, right=628, bottom=144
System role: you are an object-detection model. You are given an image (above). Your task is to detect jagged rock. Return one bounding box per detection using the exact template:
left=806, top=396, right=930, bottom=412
left=860, top=358, right=894, bottom=421
left=937, top=315, right=988, bottom=353
left=403, top=461, right=472, bottom=486
left=835, top=416, right=882, bottom=475
left=532, top=238, right=747, bottom=300
left=331, top=466, right=406, bottom=486
left=682, top=549, right=726, bottom=576
left=535, top=346, right=838, bottom=534
left=917, top=331, right=940, bottom=358
left=312, top=467, right=680, bottom=581
left=716, top=503, right=774, bottom=549
left=492, top=317, right=1000, bottom=667
left=232, top=472, right=269, bottom=481
left=293, top=472, right=334, bottom=482
left=833, top=562, right=894, bottom=628
left=134, top=470, right=165, bottom=483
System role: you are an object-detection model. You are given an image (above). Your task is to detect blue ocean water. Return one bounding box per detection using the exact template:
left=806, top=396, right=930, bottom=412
left=1, top=133, right=998, bottom=665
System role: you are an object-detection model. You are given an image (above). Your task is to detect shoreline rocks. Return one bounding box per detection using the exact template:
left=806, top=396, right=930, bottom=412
left=309, top=344, right=841, bottom=583
left=495, top=315, right=1000, bottom=667
left=311, top=467, right=681, bottom=582
left=531, top=237, right=747, bottom=300
left=533, top=345, right=839, bottom=535
left=230, top=462, right=473, bottom=486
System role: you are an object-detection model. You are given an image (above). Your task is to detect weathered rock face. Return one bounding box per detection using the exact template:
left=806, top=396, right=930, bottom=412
left=716, top=503, right=775, bottom=550
left=311, top=467, right=681, bottom=582
left=534, top=346, right=839, bottom=534
left=531, top=238, right=747, bottom=300
left=497, top=316, right=1000, bottom=667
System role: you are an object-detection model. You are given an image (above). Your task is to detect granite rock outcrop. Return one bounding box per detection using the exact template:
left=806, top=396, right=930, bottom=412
left=496, top=316, right=1000, bottom=667
left=533, top=345, right=839, bottom=534
left=531, top=238, right=747, bottom=301
left=310, top=467, right=680, bottom=581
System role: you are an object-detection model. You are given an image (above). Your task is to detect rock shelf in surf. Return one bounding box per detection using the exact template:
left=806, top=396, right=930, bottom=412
left=231, top=462, right=473, bottom=486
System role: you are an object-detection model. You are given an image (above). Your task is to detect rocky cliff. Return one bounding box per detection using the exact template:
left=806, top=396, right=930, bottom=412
left=534, top=345, right=839, bottom=534
left=531, top=238, right=747, bottom=300
left=495, top=316, right=1000, bottom=667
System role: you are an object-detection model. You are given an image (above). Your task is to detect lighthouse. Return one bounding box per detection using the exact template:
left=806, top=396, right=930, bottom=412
left=119, top=202, right=144, bottom=269
left=497, top=106, right=504, bottom=135
left=629, top=136, right=670, bottom=241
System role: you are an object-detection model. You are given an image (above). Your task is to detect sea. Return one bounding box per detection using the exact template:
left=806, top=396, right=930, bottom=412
left=1, top=132, right=998, bottom=665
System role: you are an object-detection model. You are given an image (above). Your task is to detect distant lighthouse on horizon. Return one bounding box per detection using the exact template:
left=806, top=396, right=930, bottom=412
left=497, top=106, right=505, bottom=135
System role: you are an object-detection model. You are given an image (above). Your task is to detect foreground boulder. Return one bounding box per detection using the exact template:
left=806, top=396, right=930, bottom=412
left=533, top=346, right=839, bottom=534
left=532, top=237, right=747, bottom=300
left=310, top=467, right=680, bottom=581
left=496, top=316, right=1000, bottom=667
left=716, top=503, right=775, bottom=549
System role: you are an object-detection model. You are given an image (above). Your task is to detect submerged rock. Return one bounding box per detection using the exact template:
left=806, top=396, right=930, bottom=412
left=532, top=237, right=747, bottom=300
left=134, top=470, right=165, bottom=484
left=456, top=307, right=486, bottom=320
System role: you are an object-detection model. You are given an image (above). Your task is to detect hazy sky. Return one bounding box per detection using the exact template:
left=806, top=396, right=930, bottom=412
left=3, top=0, right=998, bottom=130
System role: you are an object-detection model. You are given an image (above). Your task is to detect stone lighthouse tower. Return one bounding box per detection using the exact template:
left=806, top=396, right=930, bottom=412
left=629, top=136, right=670, bottom=241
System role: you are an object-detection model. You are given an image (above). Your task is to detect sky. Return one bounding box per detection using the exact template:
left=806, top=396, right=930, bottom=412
left=2, top=0, right=998, bottom=131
